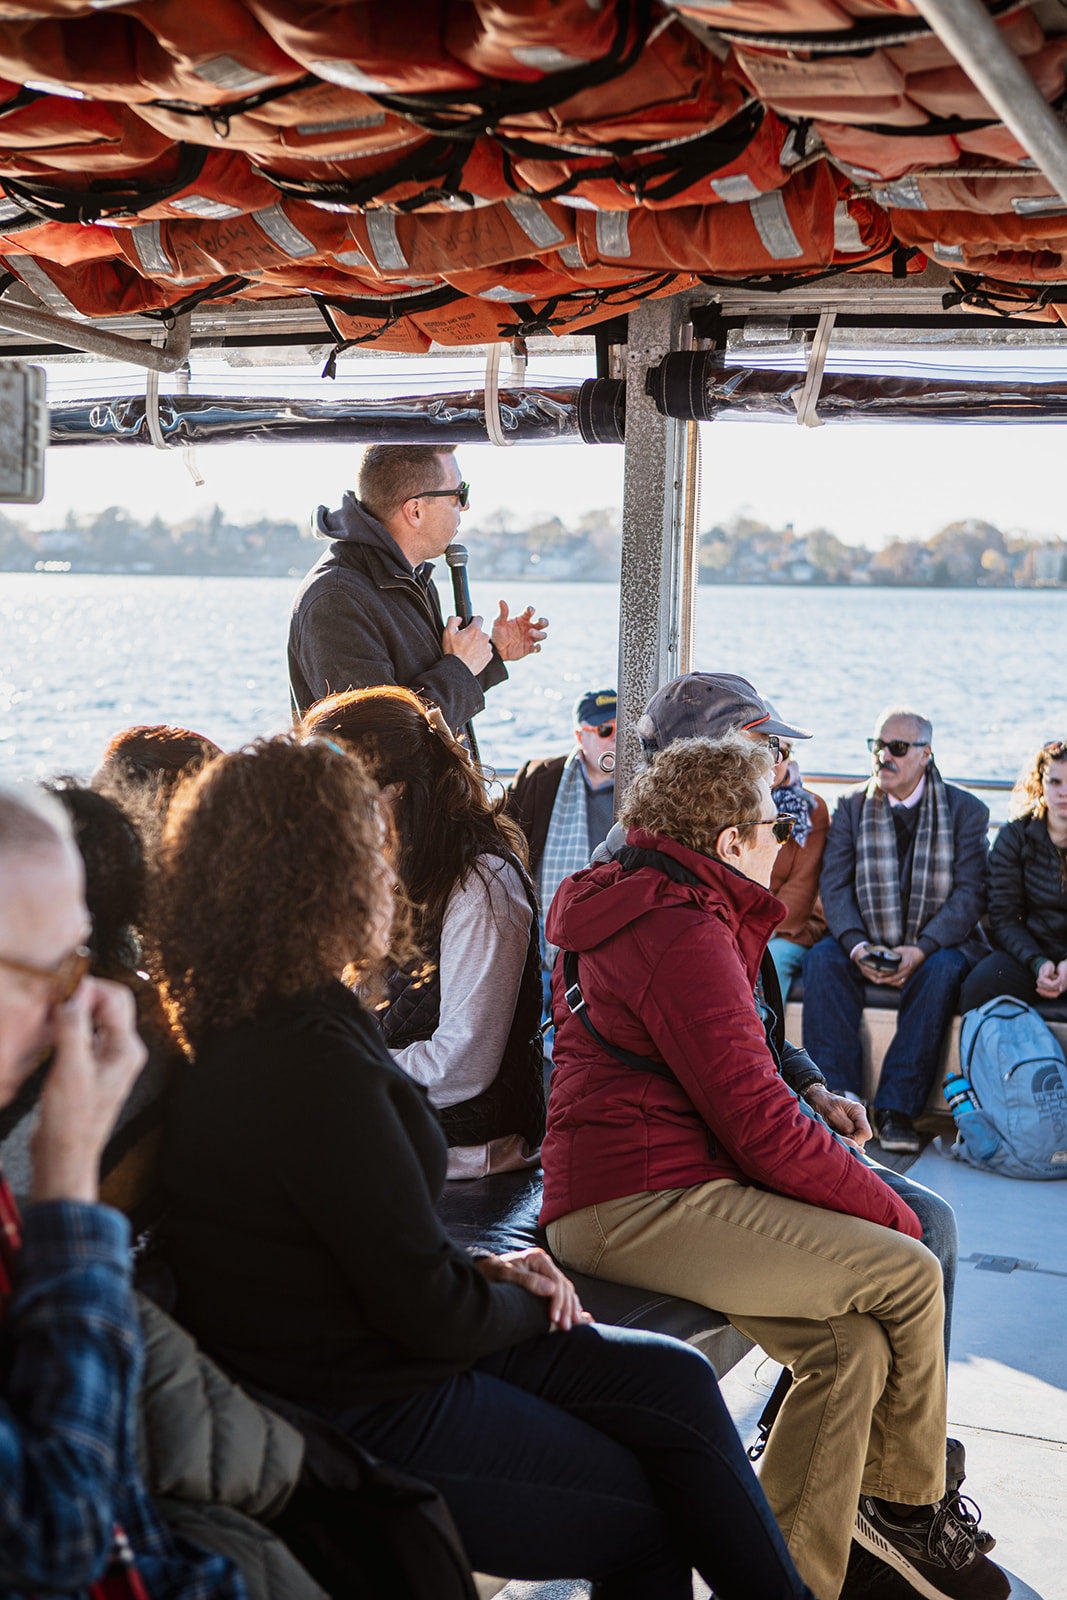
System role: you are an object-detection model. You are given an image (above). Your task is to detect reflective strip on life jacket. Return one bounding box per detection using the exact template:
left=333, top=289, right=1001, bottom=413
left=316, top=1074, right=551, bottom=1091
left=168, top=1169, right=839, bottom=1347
left=871, top=164, right=1064, bottom=218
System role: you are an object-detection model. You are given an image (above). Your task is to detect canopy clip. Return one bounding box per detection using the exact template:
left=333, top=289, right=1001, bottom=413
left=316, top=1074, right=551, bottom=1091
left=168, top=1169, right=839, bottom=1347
left=792, top=310, right=836, bottom=428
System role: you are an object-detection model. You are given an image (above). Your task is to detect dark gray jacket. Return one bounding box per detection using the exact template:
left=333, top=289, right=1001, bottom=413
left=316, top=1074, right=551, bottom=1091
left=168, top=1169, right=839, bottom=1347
left=989, top=814, right=1067, bottom=971
left=819, top=779, right=989, bottom=959
left=287, top=492, right=506, bottom=724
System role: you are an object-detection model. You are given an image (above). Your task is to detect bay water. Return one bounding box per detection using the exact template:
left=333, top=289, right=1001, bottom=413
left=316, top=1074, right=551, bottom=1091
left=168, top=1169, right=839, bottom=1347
left=2, top=572, right=1061, bottom=823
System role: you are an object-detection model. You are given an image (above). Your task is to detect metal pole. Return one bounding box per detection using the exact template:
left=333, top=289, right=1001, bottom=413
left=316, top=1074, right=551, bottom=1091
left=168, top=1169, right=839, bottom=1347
left=909, top=0, right=1067, bottom=207
left=615, top=294, right=688, bottom=807
left=671, top=419, right=701, bottom=679
left=0, top=303, right=183, bottom=372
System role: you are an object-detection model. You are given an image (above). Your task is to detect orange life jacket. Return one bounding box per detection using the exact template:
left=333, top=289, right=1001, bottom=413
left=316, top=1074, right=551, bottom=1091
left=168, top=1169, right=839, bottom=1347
left=342, top=195, right=577, bottom=278
left=664, top=0, right=919, bottom=30
left=243, top=0, right=481, bottom=94
left=252, top=135, right=512, bottom=214
left=868, top=162, right=1064, bottom=218
left=0, top=88, right=172, bottom=174
left=0, top=147, right=276, bottom=230
left=573, top=160, right=890, bottom=274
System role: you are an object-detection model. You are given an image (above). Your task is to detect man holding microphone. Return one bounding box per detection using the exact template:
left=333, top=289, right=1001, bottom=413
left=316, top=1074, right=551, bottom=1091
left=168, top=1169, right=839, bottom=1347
left=288, top=445, right=548, bottom=727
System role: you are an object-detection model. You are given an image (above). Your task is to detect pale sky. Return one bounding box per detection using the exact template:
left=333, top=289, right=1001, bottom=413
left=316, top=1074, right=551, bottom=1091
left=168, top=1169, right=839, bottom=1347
left=21, top=350, right=1067, bottom=550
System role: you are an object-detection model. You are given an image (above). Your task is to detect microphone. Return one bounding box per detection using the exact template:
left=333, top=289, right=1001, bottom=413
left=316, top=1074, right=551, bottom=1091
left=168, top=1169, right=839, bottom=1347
left=445, top=542, right=473, bottom=625
left=443, top=542, right=479, bottom=763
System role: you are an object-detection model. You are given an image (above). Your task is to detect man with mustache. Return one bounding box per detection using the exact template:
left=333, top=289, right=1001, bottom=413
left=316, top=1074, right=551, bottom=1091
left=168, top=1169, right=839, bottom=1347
left=802, top=707, right=990, bottom=1154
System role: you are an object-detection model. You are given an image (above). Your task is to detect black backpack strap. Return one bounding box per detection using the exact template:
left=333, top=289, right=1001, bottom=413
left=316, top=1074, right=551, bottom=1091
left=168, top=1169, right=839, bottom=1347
left=562, top=948, right=676, bottom=1079
left=748, top=1366, right=793, bottom=1460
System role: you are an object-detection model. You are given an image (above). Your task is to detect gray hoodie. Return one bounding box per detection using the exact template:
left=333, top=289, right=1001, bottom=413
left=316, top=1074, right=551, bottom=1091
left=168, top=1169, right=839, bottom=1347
left=287, top=491, right=506, bottom=724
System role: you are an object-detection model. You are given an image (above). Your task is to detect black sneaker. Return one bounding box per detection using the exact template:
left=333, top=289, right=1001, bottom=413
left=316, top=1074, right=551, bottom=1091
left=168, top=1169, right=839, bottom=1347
left=945, top=1440, right=995, bottom=1553
left=855, top=1492, right=1009, bottom=1600
left=873, top=1109, right=922, bottom=1154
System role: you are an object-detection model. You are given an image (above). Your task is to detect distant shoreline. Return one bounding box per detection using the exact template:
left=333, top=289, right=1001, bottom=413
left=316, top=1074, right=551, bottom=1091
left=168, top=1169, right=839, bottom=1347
left=6, top=564, right=1067, bottom=592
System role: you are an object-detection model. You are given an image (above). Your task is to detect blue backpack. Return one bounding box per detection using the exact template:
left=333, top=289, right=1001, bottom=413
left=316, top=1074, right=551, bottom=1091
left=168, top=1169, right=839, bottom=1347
left=946, top=996, right=1067, bottom=1180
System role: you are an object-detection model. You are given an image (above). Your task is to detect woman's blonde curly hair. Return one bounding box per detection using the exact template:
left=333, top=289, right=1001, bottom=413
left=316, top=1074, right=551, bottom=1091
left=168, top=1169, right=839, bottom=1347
left=621, top=733, right=773, bottom=858
left=1009, top=739, right=1067, bottom=821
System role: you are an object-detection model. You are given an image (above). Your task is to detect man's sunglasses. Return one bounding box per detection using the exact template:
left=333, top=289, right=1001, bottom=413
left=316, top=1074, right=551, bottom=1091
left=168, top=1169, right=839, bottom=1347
left=0, top=944, right=91, bottom=1005
left=868, top=738, right=927, bottom=758
left=729, top=816, right=795, bottom=844
left=409, top=482, right=470, bottom=510
left=581, top=721, right=616, bottom=739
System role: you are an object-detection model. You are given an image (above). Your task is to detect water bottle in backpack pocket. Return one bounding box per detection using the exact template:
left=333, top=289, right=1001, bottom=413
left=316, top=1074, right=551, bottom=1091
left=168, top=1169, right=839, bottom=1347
left=945, top=996, right=1067, bottom=1179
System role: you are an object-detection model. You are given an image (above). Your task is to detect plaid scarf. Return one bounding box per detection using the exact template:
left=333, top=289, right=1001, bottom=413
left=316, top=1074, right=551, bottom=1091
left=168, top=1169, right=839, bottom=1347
left=0, top=1174, right=150, bottom=1600
left=855, top=764, right=954, bottom=948
left=538, top=750, right=592, bottom=970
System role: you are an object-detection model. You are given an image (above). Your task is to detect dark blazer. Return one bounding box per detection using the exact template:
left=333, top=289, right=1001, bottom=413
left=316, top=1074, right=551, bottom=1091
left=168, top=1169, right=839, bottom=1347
left=819, top=778, right=989, bottom=958
left=287, top=492, right=506, bottom=723
left=989, top=814, right=1067, bottom=971
left=505, top=754, right=567, bottom=879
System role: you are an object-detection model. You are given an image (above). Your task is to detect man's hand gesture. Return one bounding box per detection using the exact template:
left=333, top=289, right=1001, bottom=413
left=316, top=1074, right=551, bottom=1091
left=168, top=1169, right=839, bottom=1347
left=491, top=601, right=548, bottom=661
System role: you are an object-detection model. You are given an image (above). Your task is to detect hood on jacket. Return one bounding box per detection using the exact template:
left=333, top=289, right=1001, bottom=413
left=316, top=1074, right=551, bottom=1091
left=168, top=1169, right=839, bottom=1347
left=546, top=826, right=783, bottom=970
left=314, top=491, right=413, bottom=570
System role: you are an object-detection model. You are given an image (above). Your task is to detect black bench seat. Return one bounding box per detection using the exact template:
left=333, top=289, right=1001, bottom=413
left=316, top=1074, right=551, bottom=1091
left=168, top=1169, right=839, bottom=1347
left=436, top=1168, right=752, bottom=1378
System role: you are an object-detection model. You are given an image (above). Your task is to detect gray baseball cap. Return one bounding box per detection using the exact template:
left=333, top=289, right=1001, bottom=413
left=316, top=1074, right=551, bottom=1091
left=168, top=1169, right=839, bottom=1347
left=636, top=672, right=811, bottom=752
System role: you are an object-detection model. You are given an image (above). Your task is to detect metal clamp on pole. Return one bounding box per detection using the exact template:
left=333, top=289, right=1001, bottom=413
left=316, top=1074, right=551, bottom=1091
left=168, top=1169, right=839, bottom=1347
left=792, top=310, right=836, bottom=429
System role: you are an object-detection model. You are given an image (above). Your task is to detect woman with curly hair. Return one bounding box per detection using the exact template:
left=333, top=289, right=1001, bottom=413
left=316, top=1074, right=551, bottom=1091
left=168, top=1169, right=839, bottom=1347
left=157, top=733, right=814, bottom=1600
left=541, top=734, right=1004, bottom=1600
left=960, top=738, right=1067, bottom=1011
left=302, top=687, right=544, bottom=1179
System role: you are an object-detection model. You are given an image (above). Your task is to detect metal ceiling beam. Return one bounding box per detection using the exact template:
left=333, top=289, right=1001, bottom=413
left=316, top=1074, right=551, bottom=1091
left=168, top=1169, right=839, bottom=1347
left=0, top=301, right=183, bottom=371
left=909, top=0, right=1067, bottom=208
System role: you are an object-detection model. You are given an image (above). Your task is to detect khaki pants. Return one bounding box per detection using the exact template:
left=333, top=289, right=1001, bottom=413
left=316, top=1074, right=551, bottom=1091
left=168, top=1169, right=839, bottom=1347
left=547, top=1181, right=947, bottom=1600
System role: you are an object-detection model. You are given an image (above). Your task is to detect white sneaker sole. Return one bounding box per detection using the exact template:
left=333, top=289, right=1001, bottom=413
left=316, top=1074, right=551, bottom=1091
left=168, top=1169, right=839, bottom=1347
left=854, top=1508, right=964, bottom=1600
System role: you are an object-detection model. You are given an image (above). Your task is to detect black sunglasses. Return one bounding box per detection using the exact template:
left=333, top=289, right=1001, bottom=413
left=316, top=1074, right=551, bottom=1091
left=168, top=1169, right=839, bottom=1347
left=409, top=482, right=470, bottom=510
left=727, top=816, right=794, bottom=844
left=581, top=720, right=616, bottom=739
left=868, top=738, right=927, bottom=758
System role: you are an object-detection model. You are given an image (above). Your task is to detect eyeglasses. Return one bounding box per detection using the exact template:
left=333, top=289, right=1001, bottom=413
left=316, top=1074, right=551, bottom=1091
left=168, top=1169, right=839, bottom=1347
left=728, top=816, right=794, bottom=844
left=0, top=944, right=91, bottom=1005
left=777, top=743, right=792, bottom=762
left=868, top=738, right=927, bottom=758
left=581, top=721, right=616, bottom=739
left=408, top=482, right=470, bottom=510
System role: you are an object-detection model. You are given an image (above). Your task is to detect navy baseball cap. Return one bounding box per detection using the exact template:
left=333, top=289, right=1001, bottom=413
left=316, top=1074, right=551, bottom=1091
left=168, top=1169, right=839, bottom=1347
left=574, top=688, right=617, bottom=727
left=636, top=673, right=810, bottom=752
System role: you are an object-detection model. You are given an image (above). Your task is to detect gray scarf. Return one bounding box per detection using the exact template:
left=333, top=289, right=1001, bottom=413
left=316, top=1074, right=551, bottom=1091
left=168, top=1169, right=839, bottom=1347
left=855, top=764, right=954, bottom=947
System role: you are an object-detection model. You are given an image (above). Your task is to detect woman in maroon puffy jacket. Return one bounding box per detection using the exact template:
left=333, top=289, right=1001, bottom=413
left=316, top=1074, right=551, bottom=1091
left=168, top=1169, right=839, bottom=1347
left=541, top=734, right=1003, bottom=1600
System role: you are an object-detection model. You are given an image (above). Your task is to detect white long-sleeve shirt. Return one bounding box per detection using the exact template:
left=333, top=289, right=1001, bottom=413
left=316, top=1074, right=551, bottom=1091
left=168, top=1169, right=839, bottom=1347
left=391, top=855, right=541, bottom=1179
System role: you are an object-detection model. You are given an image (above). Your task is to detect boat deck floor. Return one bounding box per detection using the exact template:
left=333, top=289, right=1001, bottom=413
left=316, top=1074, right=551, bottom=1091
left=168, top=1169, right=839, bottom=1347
left=492, top=1147, right=1066, bottom=1600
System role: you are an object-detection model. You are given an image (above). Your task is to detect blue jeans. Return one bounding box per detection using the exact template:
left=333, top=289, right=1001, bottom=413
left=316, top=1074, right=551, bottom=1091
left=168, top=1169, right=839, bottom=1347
left=322, top=1324, right=813, bottom=1600
left=861, top=1156, right=958, bottom=1363
left=767, top=937, right=806, bottom=1000
left=801, top=937, right=969, bottom=1119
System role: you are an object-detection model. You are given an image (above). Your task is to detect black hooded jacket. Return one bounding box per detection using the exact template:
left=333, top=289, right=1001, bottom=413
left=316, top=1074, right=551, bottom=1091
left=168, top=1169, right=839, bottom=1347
left=287, top=491, right=507, bottom=723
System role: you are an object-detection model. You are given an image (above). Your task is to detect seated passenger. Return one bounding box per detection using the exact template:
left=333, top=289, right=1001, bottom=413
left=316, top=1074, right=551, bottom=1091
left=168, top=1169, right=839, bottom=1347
left=802, top=706, right=989, bottom=1154
left=0, top=784, right=242, bottom=1600
left=93, top=724, right=221, bottom=861
left=506, top=687, right=617, bottom=1017
left=156, top=734, right=814, bottom=1600
left=618, top=673, right=960, bottom=1366
left=303, top=686, right=545, bottom=1178
left=763, top=720, right=830, bottom=999
left=540, top=736, right=1005, bottom=1600
left=960, top=739, right=1067, bottom=1012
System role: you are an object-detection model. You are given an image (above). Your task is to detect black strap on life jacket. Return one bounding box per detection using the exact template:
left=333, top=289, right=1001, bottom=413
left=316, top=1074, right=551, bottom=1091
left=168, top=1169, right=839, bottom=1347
left=254, top=137, right=481, bottom=213
left=364, top=0, right=650, bottom=138
left=146, top=73, right=319, bottom=137
left=496, top=100, right=767, bottom=207
left=0, top=145, right=208, bottom=225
